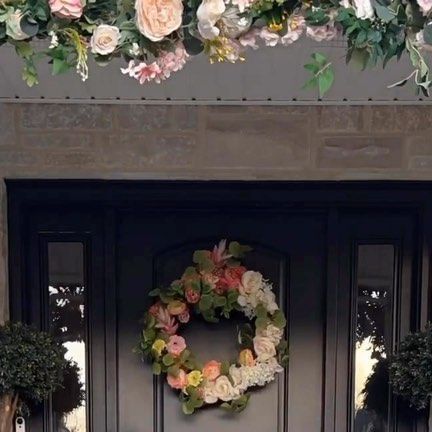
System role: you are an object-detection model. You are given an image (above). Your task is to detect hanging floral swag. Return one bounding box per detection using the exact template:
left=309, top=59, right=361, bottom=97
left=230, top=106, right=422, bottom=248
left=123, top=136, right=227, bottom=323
left=2, top=0, right=432, bottom=94
left=137, top=240, right=288, bottom=414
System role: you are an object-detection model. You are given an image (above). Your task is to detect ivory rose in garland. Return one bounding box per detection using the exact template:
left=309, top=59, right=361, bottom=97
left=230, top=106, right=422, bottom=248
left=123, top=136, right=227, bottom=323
left=49, top=0, right=84, bottom=19
left=135, top=0, right=183, bottom=42
left=138, top=240, right=288, bottom=414
left=90, top=25, right=120, bottom=55
left=197, top=0, right=226, bottom=40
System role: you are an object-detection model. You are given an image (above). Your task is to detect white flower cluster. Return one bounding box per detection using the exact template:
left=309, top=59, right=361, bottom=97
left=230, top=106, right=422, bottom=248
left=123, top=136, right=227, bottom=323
left=237, top=271, right=279, bottom=318
left=202, top=322, right=284, bottom=404
left=201, top=271, right=285, bottom=406
left=229, top=357, right=283, bottom=391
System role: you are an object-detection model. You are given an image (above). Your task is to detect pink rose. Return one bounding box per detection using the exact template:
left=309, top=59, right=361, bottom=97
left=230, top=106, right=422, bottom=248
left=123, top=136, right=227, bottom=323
left=167, top=369, right=187, bottom=390
left=202, top=360, right=221, bottom=381
left=167, top=335, right=186, bottom=356
left=418, top=0, right=432, bottom=14
left=49, top=0, right=84, bottom=19
left=135, top=0, right=183, bottom=42
left=178, top=310, right=190, bottom=324
left=185, top=287, right=200, bottom=304
left=220, top=266, right=246, bottom=290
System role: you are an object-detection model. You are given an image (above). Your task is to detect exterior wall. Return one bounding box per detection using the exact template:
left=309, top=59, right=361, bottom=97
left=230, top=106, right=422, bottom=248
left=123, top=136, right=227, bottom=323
left=1, top=102, right=432, bottom=322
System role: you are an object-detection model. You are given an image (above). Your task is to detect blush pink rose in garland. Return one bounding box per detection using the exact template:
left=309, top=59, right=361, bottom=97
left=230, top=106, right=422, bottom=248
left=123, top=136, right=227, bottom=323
left=138, top=240, right=289, bottom=415
left=135, top=0, right=183, bottom=42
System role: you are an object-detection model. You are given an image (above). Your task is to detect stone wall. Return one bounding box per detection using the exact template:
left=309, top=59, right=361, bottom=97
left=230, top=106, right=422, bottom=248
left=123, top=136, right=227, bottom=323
left=1, top=102, right=432, bottom=321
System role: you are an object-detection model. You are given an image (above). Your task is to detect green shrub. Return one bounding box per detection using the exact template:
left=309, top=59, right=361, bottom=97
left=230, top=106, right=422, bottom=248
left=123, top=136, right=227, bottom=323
left=0, top=322, right=68, bottom=432
left=390, top=324, right=432, bottom=410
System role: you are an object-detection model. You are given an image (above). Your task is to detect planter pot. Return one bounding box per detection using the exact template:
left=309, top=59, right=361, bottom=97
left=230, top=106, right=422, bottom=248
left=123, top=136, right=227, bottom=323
left=0, top=395, right=18, bottom=432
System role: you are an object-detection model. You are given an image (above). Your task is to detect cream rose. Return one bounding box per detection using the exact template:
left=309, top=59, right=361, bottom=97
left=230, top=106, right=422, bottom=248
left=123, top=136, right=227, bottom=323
left=90, top=25, right=120, bottom=55
left=135, top=0, right=183, bottom=42
left=212, top=375, right=239, bottom=401
left=229, top=365, right=248, bottom=391
left=197, top=0, right=225, bottom=40
left=257, top=324, right=283, bottom=346
left=253, top=335, right=276, bottom=361
left=240, top=271, right=263, bottom=296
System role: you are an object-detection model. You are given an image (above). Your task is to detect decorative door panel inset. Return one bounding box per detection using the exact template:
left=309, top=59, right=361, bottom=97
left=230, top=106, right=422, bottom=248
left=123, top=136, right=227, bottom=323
left=116, top=210, right=326, bottom=432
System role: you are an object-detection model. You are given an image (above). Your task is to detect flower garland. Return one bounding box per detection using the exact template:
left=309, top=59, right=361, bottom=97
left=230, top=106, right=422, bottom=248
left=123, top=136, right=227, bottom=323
left=137, top=240, right=289, bottom=414
left=2, top=0, right=432, bottom=94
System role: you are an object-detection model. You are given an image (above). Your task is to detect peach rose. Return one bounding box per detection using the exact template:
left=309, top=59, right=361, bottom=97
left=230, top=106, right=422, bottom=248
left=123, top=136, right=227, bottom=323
left=202, top=360, right=221, bottom=381
left=135, top=0, right=183, bottom=42
left=167, top=335, right=186, bottom=356
left=238, top=348, right=255, bottom=366
left=167, top=369, right=187, bottom=389
left=185, top=287, right=200, bottom=304
left=49, top=0, right=84, bottom=19
left=167, top=300, right=187, bottom=315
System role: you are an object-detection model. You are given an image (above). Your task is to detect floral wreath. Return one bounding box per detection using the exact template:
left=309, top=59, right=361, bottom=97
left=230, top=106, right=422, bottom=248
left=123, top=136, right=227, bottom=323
left=138, top=240, right=288, bottom=414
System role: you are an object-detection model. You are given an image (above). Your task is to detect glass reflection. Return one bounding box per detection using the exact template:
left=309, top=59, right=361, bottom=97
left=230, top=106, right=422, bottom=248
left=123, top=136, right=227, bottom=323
left=354, top=245, right=395, bottom=432
left=48, top=242, right=87, bottom=432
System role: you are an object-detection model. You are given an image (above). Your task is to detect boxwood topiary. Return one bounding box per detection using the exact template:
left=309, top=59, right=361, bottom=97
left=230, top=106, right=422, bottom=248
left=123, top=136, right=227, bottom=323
left=0, top=322, right=68, bottom=432
left=390, top=324, right=432, bottom=429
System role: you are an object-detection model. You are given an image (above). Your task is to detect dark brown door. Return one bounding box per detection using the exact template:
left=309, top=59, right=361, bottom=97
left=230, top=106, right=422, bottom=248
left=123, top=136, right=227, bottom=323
left=116, top=209, right=326, bottom=432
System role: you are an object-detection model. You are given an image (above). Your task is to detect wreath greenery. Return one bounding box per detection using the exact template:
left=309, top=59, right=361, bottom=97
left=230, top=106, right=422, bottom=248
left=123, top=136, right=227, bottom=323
left=137, top=240, right=288, bottom=415
left=1, top=0, right=432, bottom=94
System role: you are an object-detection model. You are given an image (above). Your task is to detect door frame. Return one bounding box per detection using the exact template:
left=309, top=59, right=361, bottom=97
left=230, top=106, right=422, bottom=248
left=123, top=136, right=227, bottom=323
left=6, top=180, right=432, bottom=432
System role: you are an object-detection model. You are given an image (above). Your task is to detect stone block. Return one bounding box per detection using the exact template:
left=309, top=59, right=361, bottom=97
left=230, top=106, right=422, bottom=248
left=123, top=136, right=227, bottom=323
left=317, top=137, right=404, bottom=168
left=20, top=104, right=113, bottom=130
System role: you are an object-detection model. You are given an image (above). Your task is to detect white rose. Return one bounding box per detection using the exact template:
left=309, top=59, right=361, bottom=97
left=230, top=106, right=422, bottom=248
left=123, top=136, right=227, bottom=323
left=240, top=271, right=263, bottom=296
left=197, top=0, right=225, bottom=40
left=229, top=365, right=248, bottom=391
left=211, top=375, right=239, bottom=402
left=256, top=287, right=278, bottom=314
left=6, top=11, right=30, bottom=41
left=353, top=0, right=374, bottom=19
left=257, top=324, right=283, bottom=345
left=253, top=335, right=276, bottom=361
left=203, top=381, right=218, bottom=404
left=91, top=25, right=120, bottom=55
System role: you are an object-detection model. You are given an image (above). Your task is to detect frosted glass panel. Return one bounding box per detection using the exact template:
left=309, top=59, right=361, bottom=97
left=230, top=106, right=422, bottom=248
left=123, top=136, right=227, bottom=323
left=353, top=245, right=395, bottom=432
left=48, top=242, right=87, bottom=432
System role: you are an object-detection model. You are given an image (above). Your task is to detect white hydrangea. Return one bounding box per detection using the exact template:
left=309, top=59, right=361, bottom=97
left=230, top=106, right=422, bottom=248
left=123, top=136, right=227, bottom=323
left=229, top=358, right=283, bottom=393
left=237, top=274, right=279, bottom=318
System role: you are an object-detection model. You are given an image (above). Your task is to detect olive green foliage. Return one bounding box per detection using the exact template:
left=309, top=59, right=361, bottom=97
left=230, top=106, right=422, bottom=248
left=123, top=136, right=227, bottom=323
left=0, top=322, right=68, bottom=404
left=390, top=324, right=432, bottom=410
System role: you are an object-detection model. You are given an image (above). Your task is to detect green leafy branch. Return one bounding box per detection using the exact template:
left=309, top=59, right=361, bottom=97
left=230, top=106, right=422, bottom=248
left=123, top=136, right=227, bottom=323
left=303, top=52, right=335, bottom=98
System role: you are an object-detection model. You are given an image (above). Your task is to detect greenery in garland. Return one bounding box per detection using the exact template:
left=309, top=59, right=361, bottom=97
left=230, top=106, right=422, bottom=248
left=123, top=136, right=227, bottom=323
left=1, top=0, right=432, bottom=94
left=390, top=324, right=432, bottom=410
left=0, top=322, right=68, bottom=432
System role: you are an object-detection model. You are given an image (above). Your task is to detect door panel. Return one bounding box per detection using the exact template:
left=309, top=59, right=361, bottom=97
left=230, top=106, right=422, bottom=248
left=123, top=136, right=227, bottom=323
left=335, top=212, right=417, bottom=432
left=116, top=209, right=326, bottom=432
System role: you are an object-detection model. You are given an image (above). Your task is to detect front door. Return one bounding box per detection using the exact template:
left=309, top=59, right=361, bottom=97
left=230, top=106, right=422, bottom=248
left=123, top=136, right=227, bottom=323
left=7, top=181, right=428, bottom=432
left=116, top=208, right=326, bottom=432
